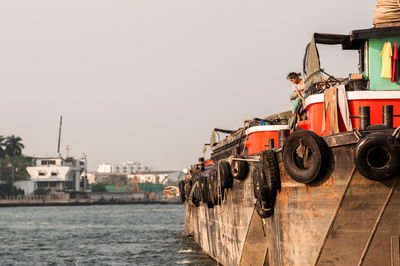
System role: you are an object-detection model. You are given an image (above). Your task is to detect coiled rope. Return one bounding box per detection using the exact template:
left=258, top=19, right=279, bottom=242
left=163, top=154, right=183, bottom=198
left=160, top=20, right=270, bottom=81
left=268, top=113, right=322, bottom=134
left=374, top=0, right=400, bottom=25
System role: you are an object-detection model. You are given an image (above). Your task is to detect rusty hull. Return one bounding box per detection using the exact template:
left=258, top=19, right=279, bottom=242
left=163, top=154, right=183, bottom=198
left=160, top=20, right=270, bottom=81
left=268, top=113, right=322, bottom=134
left=184, top=144, right=400, bottom=265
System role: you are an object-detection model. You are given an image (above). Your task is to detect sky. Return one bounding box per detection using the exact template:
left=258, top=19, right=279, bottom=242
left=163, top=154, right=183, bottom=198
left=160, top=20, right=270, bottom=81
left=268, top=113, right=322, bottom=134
left=0, top=0, right=376, bottom=171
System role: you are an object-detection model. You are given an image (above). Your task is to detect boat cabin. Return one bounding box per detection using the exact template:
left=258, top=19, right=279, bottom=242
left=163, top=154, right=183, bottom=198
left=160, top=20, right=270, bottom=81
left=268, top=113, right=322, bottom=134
left=298, top=27, right=400, bottom=136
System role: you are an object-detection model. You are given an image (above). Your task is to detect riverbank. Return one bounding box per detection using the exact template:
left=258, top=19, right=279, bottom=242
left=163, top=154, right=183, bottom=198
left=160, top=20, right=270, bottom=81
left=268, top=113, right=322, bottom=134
left=0, top=190, right=182, bottom=207
left=0, top=199, right=181, bottom=207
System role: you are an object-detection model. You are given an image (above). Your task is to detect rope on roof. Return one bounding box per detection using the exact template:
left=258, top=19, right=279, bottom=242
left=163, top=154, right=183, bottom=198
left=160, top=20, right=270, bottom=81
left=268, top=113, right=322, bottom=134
left=374, top=0, right=400, bottom=27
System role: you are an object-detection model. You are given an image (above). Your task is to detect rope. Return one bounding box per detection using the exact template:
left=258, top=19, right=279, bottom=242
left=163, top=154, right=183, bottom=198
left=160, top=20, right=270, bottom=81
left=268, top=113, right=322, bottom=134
left=393, top=125, right=400, bottom=138
left=374, top=0, right=400, bottom=25
left=354, top=128, right=362, bottom=140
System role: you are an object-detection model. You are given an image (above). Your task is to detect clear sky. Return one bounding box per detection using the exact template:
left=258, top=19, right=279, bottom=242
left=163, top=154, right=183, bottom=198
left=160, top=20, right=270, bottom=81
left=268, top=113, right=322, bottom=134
left=0, top=0, right=376, bottom=171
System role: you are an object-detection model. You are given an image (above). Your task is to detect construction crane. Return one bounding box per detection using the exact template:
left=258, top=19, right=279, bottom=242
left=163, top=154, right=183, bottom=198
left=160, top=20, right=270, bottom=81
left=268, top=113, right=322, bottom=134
left=115, top=176, right=140, bottom=192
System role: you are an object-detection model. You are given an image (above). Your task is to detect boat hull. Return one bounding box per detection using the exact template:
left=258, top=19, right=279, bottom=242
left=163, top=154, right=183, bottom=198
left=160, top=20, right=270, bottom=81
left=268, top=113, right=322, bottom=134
left=184, top=142, right=400, bottom=265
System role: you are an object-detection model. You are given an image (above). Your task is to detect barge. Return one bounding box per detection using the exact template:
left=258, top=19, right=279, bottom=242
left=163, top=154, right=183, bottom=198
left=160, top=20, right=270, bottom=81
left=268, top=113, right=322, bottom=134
left=181, top=6, right=400, bottom=266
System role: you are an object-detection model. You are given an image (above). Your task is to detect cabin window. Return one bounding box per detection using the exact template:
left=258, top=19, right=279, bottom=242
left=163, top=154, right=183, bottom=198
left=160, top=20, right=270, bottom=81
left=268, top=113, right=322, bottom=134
left=38, top=172, right=46, bottom=176
left=51, top=172, right=58, bottom=176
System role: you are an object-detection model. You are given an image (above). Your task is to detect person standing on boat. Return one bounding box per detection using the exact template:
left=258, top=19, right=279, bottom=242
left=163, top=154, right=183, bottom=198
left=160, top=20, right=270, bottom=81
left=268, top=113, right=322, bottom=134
left=287, top=72, right=306, bottom=115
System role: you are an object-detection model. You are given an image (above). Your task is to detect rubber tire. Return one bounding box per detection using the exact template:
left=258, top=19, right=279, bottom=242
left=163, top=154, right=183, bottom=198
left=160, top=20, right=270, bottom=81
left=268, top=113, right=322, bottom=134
left=200, top=177, right=214, bottom=208
left=208, top=170, right=224, bottom=205
left=179, top=180, right=185, bottom=202
left=230, top=158, right=248, bottom=180
left=184, top=181, right=191, bottom=200
left=283, top=130, right=328, bottom=184
left=262, top=150, right=281, bottom=191
left=192, top=183, right=201, bottom=207
left=205, top=177, right=215, bottom=208
left=218, top=160, right=233, bottom=189
left=354, top=133, right=400, bottom=181
left=252, top=162, right=275, bottom=207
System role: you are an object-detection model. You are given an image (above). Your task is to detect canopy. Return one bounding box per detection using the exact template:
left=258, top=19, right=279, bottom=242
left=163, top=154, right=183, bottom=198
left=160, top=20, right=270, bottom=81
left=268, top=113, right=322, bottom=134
left=303, top=33, right=350, bottom=86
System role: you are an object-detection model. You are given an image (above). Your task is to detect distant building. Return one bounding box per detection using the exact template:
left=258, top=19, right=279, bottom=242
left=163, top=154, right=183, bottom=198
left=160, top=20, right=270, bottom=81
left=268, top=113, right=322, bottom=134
left=87, top=170, right=183, bottom=186
left=97, top=161, right=151, bottom=174
left=26, top=157, right=88, bottom=193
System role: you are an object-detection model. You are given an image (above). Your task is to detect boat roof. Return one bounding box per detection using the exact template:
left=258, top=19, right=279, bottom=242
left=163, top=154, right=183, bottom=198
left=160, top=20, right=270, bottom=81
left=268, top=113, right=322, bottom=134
left=345, top=26, right=400, bottom=49
left=311, top=27, right=400, bottom=50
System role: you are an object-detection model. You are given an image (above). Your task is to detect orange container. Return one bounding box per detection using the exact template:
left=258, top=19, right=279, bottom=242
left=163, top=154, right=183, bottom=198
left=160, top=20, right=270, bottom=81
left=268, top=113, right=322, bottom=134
left=245, top=125, right=289, bottom=155
left=298, top=91, right=400, bottom=136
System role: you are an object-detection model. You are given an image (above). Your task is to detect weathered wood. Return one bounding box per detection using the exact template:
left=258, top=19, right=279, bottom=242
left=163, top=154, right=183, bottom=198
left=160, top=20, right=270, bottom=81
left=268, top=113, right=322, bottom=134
left=240, top=210, right=269, bottom=266
left=185, top=141, right=400, bottom=265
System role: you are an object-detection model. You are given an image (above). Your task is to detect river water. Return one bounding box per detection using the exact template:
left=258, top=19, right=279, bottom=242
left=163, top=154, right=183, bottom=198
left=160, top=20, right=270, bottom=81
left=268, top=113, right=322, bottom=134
left=0, top=204, right=215, bottom=265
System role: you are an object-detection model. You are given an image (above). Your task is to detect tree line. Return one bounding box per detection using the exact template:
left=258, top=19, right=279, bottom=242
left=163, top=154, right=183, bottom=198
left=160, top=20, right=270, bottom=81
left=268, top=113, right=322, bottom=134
left=0, top=135, right=30, bottom=196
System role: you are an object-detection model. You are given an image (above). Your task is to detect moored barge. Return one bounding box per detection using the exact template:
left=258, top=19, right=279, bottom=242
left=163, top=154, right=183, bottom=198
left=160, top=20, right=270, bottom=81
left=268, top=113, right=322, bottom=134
left=181, top=6, right=400, bottom=266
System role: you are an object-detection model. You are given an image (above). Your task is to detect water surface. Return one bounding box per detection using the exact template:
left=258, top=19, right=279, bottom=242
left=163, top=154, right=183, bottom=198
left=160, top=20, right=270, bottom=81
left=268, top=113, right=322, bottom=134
left=0, top=204, right=214, bottom=265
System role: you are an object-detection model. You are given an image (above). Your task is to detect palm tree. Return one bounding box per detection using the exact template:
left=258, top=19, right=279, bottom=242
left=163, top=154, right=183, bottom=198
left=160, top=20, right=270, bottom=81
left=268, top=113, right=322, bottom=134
left=0, top=135, right=6, bottom=181
left=5, top=135, right=24, bottom=195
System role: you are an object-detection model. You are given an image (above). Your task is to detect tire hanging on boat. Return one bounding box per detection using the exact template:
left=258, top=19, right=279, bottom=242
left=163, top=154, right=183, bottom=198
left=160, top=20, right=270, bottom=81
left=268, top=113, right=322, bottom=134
left=210, top=169, right=224, bottom=205
left=354, top=133, right=400, bottom=181
left=184, top=179, right=192, bottom=200
left=179, top=180, right=186, bottom=202
left=189, top=181, right=200, bottom=207
left=199, top=176, right=214, bottom=208
left=204, top=178, right=214, bottom=209
left=230, top=157, right=248, bottom=180
left=261, top=150, right=281, bottom=192
left=282, top=130, right=329, bottom=184
left=218, top=160, right=233, bottom=189
left=252, top=161, right=275, bottom=218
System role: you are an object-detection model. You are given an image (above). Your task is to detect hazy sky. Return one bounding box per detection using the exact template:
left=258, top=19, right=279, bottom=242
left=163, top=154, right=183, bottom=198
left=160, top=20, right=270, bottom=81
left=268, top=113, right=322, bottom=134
left=0, top=0, right=376, bottom=171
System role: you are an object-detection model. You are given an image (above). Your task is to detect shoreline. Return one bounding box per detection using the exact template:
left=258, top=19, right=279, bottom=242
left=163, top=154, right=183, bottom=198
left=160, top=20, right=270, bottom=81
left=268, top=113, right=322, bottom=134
left=0, top=199, right=182, bottom=207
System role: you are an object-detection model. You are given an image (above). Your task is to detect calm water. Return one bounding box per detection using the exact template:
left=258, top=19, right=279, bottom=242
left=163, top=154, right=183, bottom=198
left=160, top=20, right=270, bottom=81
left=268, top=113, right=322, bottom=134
left=0, top=204, right=215, bottom=265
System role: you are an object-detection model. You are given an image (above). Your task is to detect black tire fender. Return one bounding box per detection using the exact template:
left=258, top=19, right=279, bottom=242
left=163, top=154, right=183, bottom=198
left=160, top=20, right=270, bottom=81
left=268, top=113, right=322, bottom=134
left=354, top=133, right=400, bottom=181
left=184, top=180, right=192, bottom=200
left=282, top=130, right=328, bottom=184
left=189, top=181, right=200, bottom=207
left=252, top=162, right=275, bottom=212
left=178, top=180, right=186, bottom=202
left=218, top=160, right=233, bottom=189
left=261, top=150, right=281, bottom=192
left=230, top=157, right=248, bottom=180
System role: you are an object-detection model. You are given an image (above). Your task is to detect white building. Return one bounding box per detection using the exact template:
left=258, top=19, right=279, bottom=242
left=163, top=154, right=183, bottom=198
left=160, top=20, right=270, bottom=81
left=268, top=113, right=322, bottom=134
left=97, top=161, right=151, bottom=174
left=86, top=170, right=184, bottom=186
left=26, top=157, right=87, bottom=193
left=131, top=171, right=170, bottom=185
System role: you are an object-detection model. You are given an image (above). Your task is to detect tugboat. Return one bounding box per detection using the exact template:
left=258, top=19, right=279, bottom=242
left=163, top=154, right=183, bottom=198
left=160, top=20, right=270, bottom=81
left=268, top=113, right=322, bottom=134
left=181, top=3, right=400, bottom=266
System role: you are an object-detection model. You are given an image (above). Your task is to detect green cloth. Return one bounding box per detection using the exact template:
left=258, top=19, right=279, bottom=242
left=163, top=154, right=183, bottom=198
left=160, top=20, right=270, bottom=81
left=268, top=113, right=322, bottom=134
left=291, top=93, right=306, bottom=113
